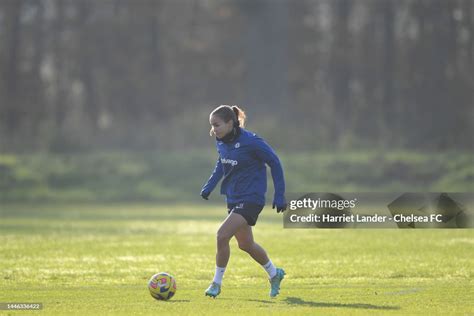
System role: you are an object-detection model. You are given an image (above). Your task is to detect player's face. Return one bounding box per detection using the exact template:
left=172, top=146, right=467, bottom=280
left=210, top=115, right=233, bottom=139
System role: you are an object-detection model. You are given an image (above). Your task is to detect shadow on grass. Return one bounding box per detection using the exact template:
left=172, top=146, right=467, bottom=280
left=284, top=297, right=400, bottom=310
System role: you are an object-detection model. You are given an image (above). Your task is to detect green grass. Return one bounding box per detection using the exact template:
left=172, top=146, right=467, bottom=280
left=0, top=204, right=473, bottom=315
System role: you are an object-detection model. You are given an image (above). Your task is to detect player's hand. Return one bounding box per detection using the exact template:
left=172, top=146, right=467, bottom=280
left=272, top=195, right=288, bottom=213
left=200, top=190, right=210, bottom=200
left=272, top=202, right=288, bottom=213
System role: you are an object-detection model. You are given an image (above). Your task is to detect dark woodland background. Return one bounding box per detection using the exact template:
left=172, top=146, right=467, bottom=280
left=1, top=0, right=472, bottom=202
left=1, top=0, right=472, bottom=152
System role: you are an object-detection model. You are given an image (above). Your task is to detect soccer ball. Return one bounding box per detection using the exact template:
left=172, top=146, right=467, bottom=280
left=148, top=272, right=177, bottom=301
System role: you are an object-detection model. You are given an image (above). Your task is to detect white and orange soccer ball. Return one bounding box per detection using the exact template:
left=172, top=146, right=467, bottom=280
left=148, top=272, right=177, bottom=301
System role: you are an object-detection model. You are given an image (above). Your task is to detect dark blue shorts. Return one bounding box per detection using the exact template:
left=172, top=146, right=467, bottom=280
left=227, top=202, right=264, bottom=226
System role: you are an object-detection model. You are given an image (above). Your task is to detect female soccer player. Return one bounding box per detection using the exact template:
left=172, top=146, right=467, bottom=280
left=200, top=105, right=287, bottom=298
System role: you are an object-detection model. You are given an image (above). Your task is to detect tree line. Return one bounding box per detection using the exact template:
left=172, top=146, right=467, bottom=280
left=0, top=0, right=472, bottom=152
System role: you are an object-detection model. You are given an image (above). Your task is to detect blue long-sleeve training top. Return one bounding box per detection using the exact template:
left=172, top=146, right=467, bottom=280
left=201, top=127, right=285, bottom=206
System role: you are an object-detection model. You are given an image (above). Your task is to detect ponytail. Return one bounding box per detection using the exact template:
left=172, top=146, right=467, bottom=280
left=231, top=105, right=246, bottom=128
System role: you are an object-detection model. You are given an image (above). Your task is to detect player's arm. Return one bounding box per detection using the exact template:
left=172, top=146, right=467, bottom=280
left=200, top=158, right=223, bottom=200
left=253, top=137, right=286, bottom=212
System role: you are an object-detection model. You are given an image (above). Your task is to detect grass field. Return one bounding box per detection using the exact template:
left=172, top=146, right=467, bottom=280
left=0, top=203, right=473, bottom=315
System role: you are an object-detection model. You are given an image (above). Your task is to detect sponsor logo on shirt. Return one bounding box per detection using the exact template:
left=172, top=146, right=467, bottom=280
left=221, top=158, right=238, bottom=166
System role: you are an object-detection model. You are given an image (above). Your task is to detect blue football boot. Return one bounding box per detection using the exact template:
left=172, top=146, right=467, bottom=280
left=205, top=282, right=221, bottom=298
left=269, top=268, right=285, bottom=298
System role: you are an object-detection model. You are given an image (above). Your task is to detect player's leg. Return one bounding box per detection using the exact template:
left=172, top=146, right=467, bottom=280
left=234, top=224, right=286, bottom=298
left=216, top=212, right=247, bottom=267
left=234, top=224, right=269, bottom=265
left=205, top=212, right=247, bottom=298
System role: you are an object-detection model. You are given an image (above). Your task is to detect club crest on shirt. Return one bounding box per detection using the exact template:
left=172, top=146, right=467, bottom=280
left=235, top=142, right=240, bottom=148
